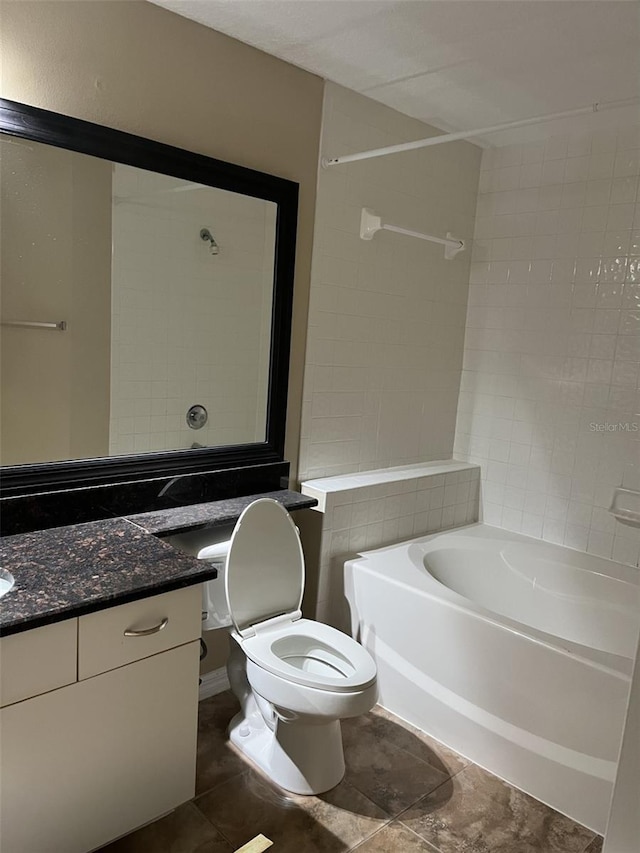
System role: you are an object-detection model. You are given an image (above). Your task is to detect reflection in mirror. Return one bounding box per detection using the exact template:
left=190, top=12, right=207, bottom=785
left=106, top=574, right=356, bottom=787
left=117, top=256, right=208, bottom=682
left=0, top=136, right=276, bottom=466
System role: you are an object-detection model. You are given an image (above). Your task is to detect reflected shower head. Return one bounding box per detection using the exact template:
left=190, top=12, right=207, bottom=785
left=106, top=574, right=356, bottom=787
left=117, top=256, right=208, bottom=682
left=200, top=227, right=219, bottom=255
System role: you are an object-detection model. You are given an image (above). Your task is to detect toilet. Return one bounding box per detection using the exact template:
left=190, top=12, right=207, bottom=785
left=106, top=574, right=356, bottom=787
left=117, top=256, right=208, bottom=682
left=193, top=498, right=377, bottom=795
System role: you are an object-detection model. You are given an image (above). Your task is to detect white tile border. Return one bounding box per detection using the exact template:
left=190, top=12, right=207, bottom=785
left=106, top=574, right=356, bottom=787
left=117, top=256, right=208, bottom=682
left=302, top=459, right=479, bottom=511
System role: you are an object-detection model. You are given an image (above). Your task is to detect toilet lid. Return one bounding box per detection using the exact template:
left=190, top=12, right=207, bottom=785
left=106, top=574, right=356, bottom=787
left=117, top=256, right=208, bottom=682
left=225, top=499, right=305, bottom=634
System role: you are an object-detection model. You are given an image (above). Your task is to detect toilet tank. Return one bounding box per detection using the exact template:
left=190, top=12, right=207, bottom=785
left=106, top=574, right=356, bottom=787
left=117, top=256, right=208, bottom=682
left=165, top=528, right=233, bottom=631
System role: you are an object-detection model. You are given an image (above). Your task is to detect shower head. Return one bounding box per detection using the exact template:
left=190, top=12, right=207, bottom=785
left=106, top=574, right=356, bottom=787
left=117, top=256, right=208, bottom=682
left=200, top=227, right=219, bottom=255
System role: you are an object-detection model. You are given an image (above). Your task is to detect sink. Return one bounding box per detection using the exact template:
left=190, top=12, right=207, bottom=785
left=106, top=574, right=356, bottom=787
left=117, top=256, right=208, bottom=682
left=0, top=568, right=15, bottom=599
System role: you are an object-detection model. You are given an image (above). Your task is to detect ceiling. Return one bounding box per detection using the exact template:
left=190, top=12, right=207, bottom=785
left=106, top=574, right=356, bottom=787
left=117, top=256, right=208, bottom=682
left=150, top=0, right=640, bottom=146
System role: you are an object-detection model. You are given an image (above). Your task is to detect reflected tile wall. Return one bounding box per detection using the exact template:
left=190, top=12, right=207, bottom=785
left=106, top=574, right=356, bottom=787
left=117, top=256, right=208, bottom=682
left=454, top=126, right=640, bottom=566
left=110, top=165, right=275, bottom=455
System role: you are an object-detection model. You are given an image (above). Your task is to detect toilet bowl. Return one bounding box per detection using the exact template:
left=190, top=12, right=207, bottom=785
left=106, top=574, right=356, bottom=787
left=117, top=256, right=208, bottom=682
left=194, top=498, right=377, bottom=794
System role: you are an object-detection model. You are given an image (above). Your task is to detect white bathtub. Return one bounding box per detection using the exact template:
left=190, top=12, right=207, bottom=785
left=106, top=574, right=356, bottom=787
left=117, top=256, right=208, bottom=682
left=344, top=523, right=640, bottom=833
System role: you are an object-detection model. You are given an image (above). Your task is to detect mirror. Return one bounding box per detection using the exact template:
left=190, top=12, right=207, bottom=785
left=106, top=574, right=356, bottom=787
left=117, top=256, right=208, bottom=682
left=0, top=99, right=298, bottom=496
left=1, top=137, right=276, bottom=464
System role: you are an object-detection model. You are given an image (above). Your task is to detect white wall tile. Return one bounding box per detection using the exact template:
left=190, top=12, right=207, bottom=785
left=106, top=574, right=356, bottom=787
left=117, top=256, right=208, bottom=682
left=456, top=125, right=640, bottom=567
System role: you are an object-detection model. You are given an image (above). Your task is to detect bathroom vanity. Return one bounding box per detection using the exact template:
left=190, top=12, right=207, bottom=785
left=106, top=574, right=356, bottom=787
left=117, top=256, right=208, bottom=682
left=1, top=589, right=201, bottom=853
left=0, top=491, right=316, bottom=853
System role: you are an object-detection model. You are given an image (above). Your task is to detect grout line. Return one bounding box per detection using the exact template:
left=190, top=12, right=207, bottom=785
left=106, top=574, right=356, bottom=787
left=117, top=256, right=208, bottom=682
left=193, top=764, right=247, bottom=801
left=346, top=821, right=389, bottom=852
left=374, top=735, right=471, bottom=784
left=344, top=762, right=457, bottom=825
left=347, top=819, right=441, bottom=852
left=367, top=711, right=473, bottom=787
left=390, top=765, right=470, bottom=829
left=342, top=716, right=471, bottom=819
left=580, top=835, right=602, bottom=853
left=332, top=807, right=395, bottom=853
left=395, top=822, right=442, bottom=852
left=191, top=796, right=240, bottom=849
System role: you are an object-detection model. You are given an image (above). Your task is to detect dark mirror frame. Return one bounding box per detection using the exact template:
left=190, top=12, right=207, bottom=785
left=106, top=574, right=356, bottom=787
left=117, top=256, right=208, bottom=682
left=0, top=98, right=298, bottom=498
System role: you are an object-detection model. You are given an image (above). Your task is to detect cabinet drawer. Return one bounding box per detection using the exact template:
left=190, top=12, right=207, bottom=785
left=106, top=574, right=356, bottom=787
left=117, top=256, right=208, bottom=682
left=0, top=620, right=78, bottom=707
left=78, top=586, right=201, bottom=679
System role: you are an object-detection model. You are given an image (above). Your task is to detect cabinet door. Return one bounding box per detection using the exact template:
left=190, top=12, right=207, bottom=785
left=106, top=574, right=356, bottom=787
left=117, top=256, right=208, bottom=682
left=0, top=640, right=200, bottom=853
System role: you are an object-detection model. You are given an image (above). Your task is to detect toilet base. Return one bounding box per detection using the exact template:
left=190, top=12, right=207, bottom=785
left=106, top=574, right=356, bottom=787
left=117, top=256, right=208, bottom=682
left=229, top=709, right=346, bottom=795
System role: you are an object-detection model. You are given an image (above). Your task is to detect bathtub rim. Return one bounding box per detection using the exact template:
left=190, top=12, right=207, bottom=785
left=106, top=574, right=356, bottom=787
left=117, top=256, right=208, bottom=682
left=347, top=522, right=638, bottom=679
left=359, top=522, right=639, bottom=583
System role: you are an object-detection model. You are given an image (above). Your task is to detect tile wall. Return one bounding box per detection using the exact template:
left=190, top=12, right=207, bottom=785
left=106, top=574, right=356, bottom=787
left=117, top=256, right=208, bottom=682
left=110, top=164, right=274, bottom=455
left=299, top=83, right=481, bottom=481
left=302, top=462, right=480, bottom=629
left=454, top=126, right=640, bottom=566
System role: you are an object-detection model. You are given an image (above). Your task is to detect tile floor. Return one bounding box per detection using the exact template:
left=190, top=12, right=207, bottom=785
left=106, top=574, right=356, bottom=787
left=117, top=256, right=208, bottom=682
left=99, top=691, right=604, bottom=853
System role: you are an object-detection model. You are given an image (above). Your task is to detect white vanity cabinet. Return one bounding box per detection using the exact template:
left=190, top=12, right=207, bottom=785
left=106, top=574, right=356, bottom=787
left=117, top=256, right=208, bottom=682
left=0, top=585, right=202, bottom=853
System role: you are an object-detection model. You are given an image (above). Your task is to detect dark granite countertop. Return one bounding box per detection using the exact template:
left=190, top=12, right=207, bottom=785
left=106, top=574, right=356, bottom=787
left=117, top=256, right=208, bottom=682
left=126, top=489, right=317, bottom=535
left=0, top=490, right=317, bottom=637
left=0, top=518, right=216, bottom=637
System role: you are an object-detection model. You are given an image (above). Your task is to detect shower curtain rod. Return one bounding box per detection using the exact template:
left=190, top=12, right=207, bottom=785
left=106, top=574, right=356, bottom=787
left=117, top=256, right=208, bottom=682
left=323, top=96, right=640, bottom=167
left=360, top=208, right=464, bottom=260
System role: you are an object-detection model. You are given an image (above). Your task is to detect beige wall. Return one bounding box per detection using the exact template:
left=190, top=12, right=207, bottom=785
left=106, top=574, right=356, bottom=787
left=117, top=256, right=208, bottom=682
left=1, top=0, right=323, bottom=673
left=0, top=138, right=111, bottom=464
left=0, top=0, right=324, bottom=480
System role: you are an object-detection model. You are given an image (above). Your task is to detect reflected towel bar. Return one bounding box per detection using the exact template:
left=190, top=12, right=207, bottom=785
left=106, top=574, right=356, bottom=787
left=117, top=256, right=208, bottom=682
left=1, top=320, right=67, bottom=331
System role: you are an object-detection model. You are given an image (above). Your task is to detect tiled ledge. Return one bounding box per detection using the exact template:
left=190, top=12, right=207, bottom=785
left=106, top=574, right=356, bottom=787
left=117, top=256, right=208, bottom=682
left=300, top=461, right=481, bottom=631
left=301, top=460, right=480, bottom=512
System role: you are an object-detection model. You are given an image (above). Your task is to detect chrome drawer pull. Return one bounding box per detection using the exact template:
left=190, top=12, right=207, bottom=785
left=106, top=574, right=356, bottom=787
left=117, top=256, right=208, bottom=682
left=123, top=617, right=169, bottom=637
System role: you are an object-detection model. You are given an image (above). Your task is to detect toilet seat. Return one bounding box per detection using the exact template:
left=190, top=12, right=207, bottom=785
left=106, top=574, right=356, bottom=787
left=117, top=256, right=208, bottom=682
left=240, top=618, right=377, bottom=694
left=225, top=498, right=305, bottom=636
